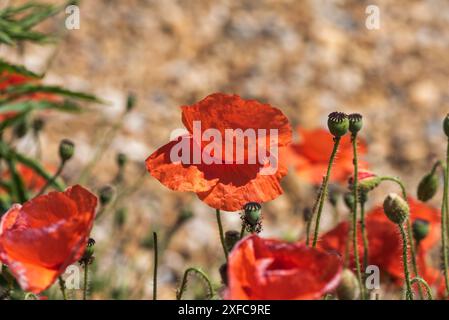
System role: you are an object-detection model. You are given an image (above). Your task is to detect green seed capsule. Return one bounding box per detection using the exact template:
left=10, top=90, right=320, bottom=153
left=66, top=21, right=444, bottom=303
left=348, top=113, right=363, bottom=134
left=327, top=112, right=349, bottom=137
left=59, top=139, right=75, bottom=162
left=443, top=114, right=449, bottom=138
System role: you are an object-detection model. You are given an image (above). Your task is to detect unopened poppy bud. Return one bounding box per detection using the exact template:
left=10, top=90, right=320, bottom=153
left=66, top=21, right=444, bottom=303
left=343, top=192, right=355, bottom=211
left=327, top=112, right=349, bottom=137
left=116, top=153, right=127, bottom=168
left=336, top=269, right=359, bottom=300
left=59, top=139, right=75, bottom=162
left=32, top=118, right=45, bottom=133
left=349, top=171, right=381, bottom=193
left=219, top=263, right=228, bottom=285
left=417, top=172, right=438, bottom=202
left=412, top=219, right=430, bottom=244
left=443, top=114, right=449, bottom=138
left=243, top=202, right=262, bottom=226
left=225, top=230, right=240, bottom=252
left=348, top=113, right=363, bottom=135
left=99, top=185, right=115, bottom=206
left=126, top=93, right=136, bottom=112
left=383, top=193, right=409, bottom=225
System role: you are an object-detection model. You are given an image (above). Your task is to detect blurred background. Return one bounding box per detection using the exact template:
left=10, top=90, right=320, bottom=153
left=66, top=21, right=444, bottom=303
left=2, top=0, right=449, bottom=299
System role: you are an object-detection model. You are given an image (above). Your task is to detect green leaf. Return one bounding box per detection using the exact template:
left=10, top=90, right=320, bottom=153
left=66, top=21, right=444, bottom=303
left=0, top=59, right=42, bottom=78
left=0, top=100, right=81, bottom=115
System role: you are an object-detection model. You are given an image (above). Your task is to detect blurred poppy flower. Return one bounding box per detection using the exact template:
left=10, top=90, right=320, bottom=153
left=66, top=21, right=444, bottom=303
left=289, top=127, right=368, bottom=185
left=146, top=93, right=292, bottom=211
left=319, top=197, right=440, bottom=289
left=0, top=185, right=97, bottom=293
left=226, top=235, right=342, bottom=300
left=0, top=71, right=59, bottom=122
left=0, top=164, right=52, bottom=194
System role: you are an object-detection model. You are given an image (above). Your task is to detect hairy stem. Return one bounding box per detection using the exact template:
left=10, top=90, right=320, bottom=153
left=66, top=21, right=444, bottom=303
left=442, top=140, right=449, bottom=297
left=312, top=137, right=341, bottom=247
left=176, top=267, right=214, bottom=300
left=216, top=209, right=228, bottom=260
left=411, top=277, right=433, bottom=300
left=360, top=196, right=369, bottom=271
left=399, top=223, right=413, bottom=300
left=36, top=160, right=65, bottom=196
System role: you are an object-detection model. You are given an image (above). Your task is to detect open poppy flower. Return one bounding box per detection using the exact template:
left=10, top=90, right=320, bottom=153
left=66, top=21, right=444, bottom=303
left=226, top=234, right=342, bottom=300
left=289, top=127, right=368, bottom=185
left=146, top=93, right=292, bottom=211
left=0, top=185, right=97, bottom=293
left=319, top=197, right=440, bottom=289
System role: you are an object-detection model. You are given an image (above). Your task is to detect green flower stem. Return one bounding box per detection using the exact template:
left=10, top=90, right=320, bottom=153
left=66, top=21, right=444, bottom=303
left=153, top=232, right=158, bottom=300
left=216, top=209, right=228, bottom=260
left=5, top=156, right=27, bottom=203
left=58, top=276, right=67, bottom=300
left=35, top=159, right=65, bottom=196
left=398, top=223, right=413, bottom=300
left=83, top=260, right=89, bottom=300
left=411, top=277, right=433, bottom=300
left=312, top=137, right=341, bottom=247
left=240, top=223, right=245, bottom=239
left=176, top=267, right=214, bottom=300
left=379, top=175, right=423, bottom=299
left=360, top=195, right=369, bottom=271
left=442, top=139, right=449, bottom=297
left=350, top=134, right=365, bottom=300
left=306, top=184, right=323, bottom=246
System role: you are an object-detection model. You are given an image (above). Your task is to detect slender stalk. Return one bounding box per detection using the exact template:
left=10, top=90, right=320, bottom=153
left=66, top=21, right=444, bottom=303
left=216, top=209, right=228, bottom=260
left=176, top=267, right=214, bottom=300
left=153, top=232, right=158, bottom=300
left=350, top=134, right=365, bottom=299
left=83, top=261, right=88, bottom=300
left=442, top=139, right=449, bottom=297
left=380, top=176, right=423, bottom=299
left=312, top=137, right=341, bottom=247
left=239, top=223, right=245, bottom=239
left=306, top=183, right=323, bottom=246
left=398, top=223, right=413, bottom=300
left=411, top=277, right=433, bottom=300
left=36, top=160, right=64, bottom=196
left=360, top=195, right=369, bottom=270
left=58, top=276, right=67, bottom=300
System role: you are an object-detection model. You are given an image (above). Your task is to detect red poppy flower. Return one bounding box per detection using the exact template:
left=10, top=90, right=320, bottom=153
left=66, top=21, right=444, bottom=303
left=0, top=185, right=97, bottom=293
left=226, top=235, right=342, bottom=300
left=319, top=197, right=440, bottom=289
left=289, top=127, right=368, bottom=185
left=146, top=93, right=292, bottom=211
left=1, top=164, right=52, bottom=194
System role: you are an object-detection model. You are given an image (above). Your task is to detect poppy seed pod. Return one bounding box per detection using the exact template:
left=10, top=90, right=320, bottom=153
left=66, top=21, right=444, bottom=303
left=412, top=219, right=430, bottom=244
left=443, top=114, right=449, bottom=138
left=383, top=193, right=409, bottom=225
left=327, top=112, right=349, bottom=137
left=225, top=230, right=240, bottom=252
left=348, top=113, right=363, bottom=135
left=243, top=202, right=262, bottom=226
left=99, top=185, right=115, bottom=206
left=417, top=172, right=438, bottom=202
left=59, top=139, right=75, bottom=162
left=336, top=269, right=359, bottom=300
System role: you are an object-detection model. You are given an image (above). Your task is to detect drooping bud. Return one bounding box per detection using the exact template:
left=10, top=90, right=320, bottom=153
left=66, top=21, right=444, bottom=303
left=417, top=172, right=438, bottom=202
left=443, top=114, right=449, bottom=138
left=327, top=112, right=349, bottom=137
left=343, top=192, right=355, bottom=211
left=116, top=153, right=127, bottom=168
left=348, top=113, right=363, bottom=135
left=412, top=219, right=430, bottom=244
left=383, top=193, right=409, bottom=225
left=225, top=230, right=240, bottom=252
left=99, top=185, right=115, bottom=206
left=336, top=269, right=360, bottom=300
left=58, top=139, right=75, bottom=162
left=242, top=202, right=262, bottom=233
left=349, top=171, right=381, bottom=193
